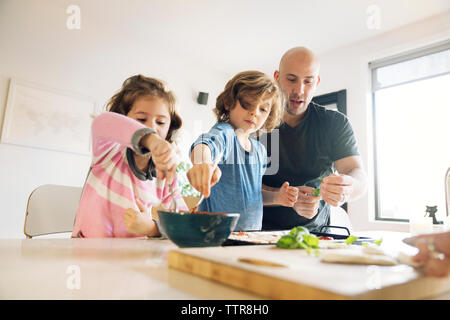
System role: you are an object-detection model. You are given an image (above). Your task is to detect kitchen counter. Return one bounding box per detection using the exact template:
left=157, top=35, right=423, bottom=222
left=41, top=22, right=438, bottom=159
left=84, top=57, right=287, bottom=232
left=0, top=237, right=259, bottom=299
left=0, top=231, right=449, bottom=299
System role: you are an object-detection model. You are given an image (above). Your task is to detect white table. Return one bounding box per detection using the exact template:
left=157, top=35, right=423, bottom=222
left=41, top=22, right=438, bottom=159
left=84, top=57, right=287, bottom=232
left=0, top=232, right=449, bottom=300
left=0, top=237, right=260, bottom=299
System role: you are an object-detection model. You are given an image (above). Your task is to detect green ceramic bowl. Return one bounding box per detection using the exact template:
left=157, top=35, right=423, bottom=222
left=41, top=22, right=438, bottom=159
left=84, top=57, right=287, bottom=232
left=157, top=210, right=240, bottom=248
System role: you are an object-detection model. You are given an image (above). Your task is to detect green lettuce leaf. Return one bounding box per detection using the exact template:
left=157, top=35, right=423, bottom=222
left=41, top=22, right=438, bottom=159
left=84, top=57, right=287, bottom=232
left=276, top=226, right=320, bottom=254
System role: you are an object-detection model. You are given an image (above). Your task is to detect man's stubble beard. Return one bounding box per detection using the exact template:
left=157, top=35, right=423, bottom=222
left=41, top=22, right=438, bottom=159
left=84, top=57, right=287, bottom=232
left=278, top=84, right=307, bottom=117
left=284, top=98, right=309, bottom=116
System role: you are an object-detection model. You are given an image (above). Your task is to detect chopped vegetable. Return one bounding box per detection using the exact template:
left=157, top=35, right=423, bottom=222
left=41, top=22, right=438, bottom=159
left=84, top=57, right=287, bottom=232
left=312, top=177, right=323, bottom=196
left=304, top=177, right=323, bottom=197
left=373, top=238, right=383, bottom=246
left=345, top=235, right=359, bottom=244
left=346, top=236, right=382, bottom=246
left=362, top=238, right=383, bottom=247
left=276, top=226, right=319, bottom=255
left=289, top=226, right=310, bottom=237
left=276, top=234, right=301, bottom=249
left=303, top=234, right=319, bottom=248
left=318, top=236, right=334, bottom=240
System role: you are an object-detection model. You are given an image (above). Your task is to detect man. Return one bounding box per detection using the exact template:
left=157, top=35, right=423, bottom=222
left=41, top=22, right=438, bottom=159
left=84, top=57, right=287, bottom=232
left=261, top=47, right=367, bottom=232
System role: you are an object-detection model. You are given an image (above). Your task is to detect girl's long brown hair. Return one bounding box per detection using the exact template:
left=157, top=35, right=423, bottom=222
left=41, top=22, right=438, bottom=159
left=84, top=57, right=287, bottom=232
left=106, top=74, right=182, bottom=142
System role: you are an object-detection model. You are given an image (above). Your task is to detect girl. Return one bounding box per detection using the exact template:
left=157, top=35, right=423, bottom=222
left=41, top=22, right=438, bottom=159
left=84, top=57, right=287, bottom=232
left=187, top=70, right=299, bottom=231
left=72, top=75, right=188, bottom=238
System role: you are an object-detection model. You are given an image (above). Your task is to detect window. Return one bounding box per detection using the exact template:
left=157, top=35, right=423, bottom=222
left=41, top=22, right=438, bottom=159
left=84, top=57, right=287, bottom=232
left=370, top=41, right=450, bottom=223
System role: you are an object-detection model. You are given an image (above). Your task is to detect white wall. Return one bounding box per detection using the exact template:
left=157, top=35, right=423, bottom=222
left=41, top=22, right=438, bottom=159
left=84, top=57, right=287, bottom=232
left=1, top=1, right=449, bottom=238
left=0, top=0, right=223, bottom=238
left=316, top=11, right=450, bottom=232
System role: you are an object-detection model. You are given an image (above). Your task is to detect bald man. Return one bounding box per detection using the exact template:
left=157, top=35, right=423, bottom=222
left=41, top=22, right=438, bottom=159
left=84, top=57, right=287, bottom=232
left=261, top=47, right=367, bottom=232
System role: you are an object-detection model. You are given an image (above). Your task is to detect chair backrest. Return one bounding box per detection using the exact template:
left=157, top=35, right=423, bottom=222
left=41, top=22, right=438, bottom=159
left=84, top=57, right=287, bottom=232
left=24, top=184, right=83, bottom=238
left=329, top=206, right=353, bottom=234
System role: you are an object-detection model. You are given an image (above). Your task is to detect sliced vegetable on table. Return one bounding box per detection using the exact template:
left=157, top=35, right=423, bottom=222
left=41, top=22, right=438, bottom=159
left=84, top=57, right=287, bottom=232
left=276, top=226, right=320, bottom=255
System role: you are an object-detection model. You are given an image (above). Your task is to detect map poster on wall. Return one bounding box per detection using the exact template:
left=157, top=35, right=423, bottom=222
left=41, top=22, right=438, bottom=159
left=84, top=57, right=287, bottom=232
left=0, top=78, right=96, bottom=155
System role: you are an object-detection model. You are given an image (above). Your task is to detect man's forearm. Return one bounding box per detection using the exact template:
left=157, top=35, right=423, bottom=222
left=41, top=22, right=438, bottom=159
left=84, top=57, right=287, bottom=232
left=346, top=168, right=367, bottom=202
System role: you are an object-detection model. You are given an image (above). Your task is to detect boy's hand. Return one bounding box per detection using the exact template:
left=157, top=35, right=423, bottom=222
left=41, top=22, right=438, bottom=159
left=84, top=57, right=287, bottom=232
left=144, top=134, right=178, bottom=184
left=275, top=182, right=299, bottom=207
left=187, top=163, right=222, bottom=198
left=124, top=199, right=159, bottom=236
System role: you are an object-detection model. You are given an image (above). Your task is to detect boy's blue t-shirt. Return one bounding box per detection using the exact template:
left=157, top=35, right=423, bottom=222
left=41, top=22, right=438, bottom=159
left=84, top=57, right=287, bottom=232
left=191, top=122, right=267, bottom=231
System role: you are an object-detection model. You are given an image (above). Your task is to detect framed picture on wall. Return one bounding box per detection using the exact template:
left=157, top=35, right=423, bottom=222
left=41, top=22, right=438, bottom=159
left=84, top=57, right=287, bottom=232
left=312, top=89, right=347, bottom=115
left=312, top=89, right=348, bottom=212
left=0, top=78, right=96, bottom=155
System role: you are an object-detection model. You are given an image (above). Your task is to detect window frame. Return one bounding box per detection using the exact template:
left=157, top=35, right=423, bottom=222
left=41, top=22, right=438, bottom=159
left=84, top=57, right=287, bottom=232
left=370, top=40, right=450, bottom=223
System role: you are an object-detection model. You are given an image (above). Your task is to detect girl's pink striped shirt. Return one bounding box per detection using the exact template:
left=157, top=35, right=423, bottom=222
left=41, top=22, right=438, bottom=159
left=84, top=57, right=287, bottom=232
left=72, top=112, right=187, bottom=238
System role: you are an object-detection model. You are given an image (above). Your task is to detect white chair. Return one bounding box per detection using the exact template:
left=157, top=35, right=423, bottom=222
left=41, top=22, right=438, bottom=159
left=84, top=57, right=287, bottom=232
left=329, top=206, right=353, bottom=235
left=24, top=184, right=83, bottom=238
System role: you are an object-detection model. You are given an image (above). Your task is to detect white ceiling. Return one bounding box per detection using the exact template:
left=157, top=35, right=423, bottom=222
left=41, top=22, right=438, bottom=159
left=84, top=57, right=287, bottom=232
left=2, top=0, right=449, bottom=79
left=95, top=0, right=450, bottom=75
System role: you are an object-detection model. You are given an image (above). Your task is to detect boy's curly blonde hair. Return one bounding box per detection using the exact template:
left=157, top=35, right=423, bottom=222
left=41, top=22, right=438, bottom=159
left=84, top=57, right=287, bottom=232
left=214, top=70, right=283, bottom=133
left=106, top=74, right=182, bottom=143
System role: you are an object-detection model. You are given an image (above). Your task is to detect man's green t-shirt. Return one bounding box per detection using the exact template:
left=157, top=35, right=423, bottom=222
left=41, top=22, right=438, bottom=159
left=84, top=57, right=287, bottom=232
left=261, top=103, right=359, bottom=232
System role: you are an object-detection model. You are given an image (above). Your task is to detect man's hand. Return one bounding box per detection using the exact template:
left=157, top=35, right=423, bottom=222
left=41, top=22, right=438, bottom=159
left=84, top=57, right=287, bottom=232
left=274, top=182, right=299, bottom=207
left=293, top=186, right=320, bottom=219
left=187, top=163, right=222, bottom=198
left=320, top=173, right=354, bottom=207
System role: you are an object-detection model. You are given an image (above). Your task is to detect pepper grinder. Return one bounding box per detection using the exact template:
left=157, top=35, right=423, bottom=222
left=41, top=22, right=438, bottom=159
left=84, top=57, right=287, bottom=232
left=425, top=206, right=442, bottom=225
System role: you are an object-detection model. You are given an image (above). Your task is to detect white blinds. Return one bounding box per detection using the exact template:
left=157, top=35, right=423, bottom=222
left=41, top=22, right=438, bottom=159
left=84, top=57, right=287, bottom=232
left=370, top=40, right=450, bottom=92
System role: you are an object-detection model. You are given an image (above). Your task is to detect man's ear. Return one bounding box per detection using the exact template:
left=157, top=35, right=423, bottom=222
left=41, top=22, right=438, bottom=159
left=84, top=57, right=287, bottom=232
left=316, top=75, right=321, bottom=86
left=274, top=70, right=280, bottom=83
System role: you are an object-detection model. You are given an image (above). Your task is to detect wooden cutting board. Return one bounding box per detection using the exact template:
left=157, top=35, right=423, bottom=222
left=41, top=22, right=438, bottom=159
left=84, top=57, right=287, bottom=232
left=168, top=245, right=450, bottom=299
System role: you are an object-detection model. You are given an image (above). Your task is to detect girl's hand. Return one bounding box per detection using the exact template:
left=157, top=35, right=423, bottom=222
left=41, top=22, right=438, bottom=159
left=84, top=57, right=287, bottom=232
left=187, top=163, right=222, bottom=198
left=124, top=199, right=159, bottom=236
left=275, top=182, right=299, bottom=207
left=144, top=134, right=178, bottom=184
